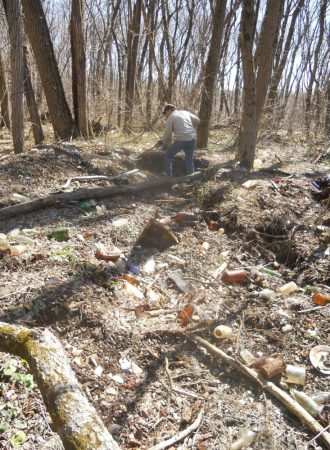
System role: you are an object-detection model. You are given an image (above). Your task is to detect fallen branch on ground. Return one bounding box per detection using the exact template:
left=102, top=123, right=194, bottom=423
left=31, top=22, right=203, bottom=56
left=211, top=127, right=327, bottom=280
left=192, top=335, right=330, bottom=450
left=0, top=322, right=120, bottom=450
left=60, top=169, right=139, bottom=189
left=149, top=409, right=204, bottom=450
left=0, top=172, right=203, bottom=221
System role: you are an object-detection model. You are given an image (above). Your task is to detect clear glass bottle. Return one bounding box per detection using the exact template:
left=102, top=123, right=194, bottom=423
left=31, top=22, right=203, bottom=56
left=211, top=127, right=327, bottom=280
left=240, top=349, right=256, bottom=365
left=11, top=193, right=31, bottom=203
left=230, top=426, right=259, bottom=450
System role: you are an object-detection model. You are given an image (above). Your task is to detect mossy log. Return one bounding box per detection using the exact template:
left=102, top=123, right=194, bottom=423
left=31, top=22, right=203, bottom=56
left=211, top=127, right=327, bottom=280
left=0, top=322, right=120, bottom=450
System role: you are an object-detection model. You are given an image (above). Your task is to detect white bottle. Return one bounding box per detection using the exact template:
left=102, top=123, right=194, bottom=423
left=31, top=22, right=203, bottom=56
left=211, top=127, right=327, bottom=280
left=230, top=427, right=259, bottom=450
left=11, top=193, right=31, bottom=203
left=259, top=289, right=276, bottom=300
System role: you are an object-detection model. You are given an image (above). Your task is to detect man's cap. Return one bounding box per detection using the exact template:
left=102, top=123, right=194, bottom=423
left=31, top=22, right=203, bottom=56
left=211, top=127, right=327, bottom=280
left=162, top=104, right=176, bottom=115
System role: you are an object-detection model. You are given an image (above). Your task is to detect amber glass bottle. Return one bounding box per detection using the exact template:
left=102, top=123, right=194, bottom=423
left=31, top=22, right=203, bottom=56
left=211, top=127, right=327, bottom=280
left=171, top=212, right=198, bottom=223
left=222, top=270, right=247, bottom=283
left=313, top=293, right=330, bottom=306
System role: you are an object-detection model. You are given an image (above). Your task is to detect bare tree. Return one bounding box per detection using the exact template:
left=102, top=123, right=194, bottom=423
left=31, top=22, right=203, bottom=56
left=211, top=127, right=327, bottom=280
left=2, top=0, right=24, bottom=154
left=123, top=0, right=142, bottom=134
left=21, top=0, right=74, bottom=139
left=197, top=0, right=227, bottom=148
left=0, top=45, right=11, bottom=129
left=71, top=0, right=89, bottom=137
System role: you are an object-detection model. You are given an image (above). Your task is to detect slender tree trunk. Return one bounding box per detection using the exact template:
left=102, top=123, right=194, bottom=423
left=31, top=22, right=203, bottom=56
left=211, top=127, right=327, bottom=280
left=123, top=0, right=142, bottom=134
left=325, top=81, right=330, bottom=137
left=3, top=0, right=24, bottom=154
left=254, top=0, right=285, bottom=129
left=237, top=0, right=256, bottom=169
left=197, top=0, right=227, bottom=148
left=305, top=0, right=326, bottom=137
left=233, top=45, right=241, bottom=119
left=0, top=45, right=11, bottom=129
left=71, top=0, right=88, bottom=138
left=21, top=0, right=74, bottom=139
left=23, top=45, right=44, bottom=144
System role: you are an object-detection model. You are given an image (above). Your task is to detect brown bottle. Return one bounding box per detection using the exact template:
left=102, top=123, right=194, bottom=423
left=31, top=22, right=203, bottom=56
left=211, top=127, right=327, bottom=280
left=121, top=273, right=140, bottom=286
left=313, top=293, right=330, bottom=306
left=208, top=220, right=220, bottom=231
left=222, top=269, right=247, bottom=283
left=171, top=212, right=198, bottom=223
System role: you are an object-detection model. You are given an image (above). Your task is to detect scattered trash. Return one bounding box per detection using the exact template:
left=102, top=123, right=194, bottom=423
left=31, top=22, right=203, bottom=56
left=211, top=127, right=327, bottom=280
left=8, top=228, right=21, bottom=238
left=282, top=324, right=292, bottom=332
left=277, top=281, right=298, bottom=296
left=110, top=218, right=129, bottom=227
left=252, top=356, right=286, bottom=379
left=131, top=362, right=143, bottom=377
left=129, top=264, right=140, bottom=274
left=135, top=219, right=179, bottom=250
left=95, top=245, right=122, bottom=261
left=170, top=212, right=198, bottom=223
left=121, top=273, right=140, bottom=285
left=146, top=288, right=160, bottom=307
left=16, top=235, right=35, bottom=245
left=312, top=293, right=330, bottom=306
left=201, top=242, right=210, bottom=250
left=10, top=245, right=28, bottom=256
left=118, top=357, right=131, bottom=371
left=11, top=193, right=31, bottom=203
left=167, top=254, right=186, bottom=265
left=290, top=390, right=323, bottom=417
left=259, top=289, right=276, bottom=300
left=259, top=267, right=282, bottom=277
left=135, top=304, right=151, bottom=318
left=230, top=425, right=260, bottom=450
left=123, top=282, right=144, bottom=299
left=240, top=349, right=256, bottom=365
left=213, top=325, right=232, bottom=339
left=47, top=227, right=74, bottom=241
left=242, top=180, right=258, bottom=190
left=309, top=345, right=330, bottom=375
left=208, top=221, right=220, bottom=231
left=252, top=159, right=263, bottom=169
left=222, top=270, right=247, bottom=283
left=77, top=201, right=91, bottom=212
left=283, top=365, right=306, bottom=385
left=142, top=259, right=155, bottom=276
left=178, top=306, right=194, bottom=326
left=168, top=272, right=193, bottom=292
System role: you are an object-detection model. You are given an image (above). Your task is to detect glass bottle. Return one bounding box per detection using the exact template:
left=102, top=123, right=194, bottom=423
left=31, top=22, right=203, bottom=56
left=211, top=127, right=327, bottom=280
left=313, top=293, right=330, bottom=306
left=230, top=427, right=259, bottom=450
left=11, top=193, right=31, bottom=203
left=222, top=270, right=247, bottom=283
left=171, top=212, right=198, bottom=223
left=277, top=281, right=298, bottom=296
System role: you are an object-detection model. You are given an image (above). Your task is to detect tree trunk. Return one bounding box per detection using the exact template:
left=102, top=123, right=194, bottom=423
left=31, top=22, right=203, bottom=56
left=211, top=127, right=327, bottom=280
left=71, top=0, right=89, bottom=138
left=254, top=0, right=285, bottom=129
left=21, top=0, right=74, bottom=139
left=0, top=45, right=11, bottom=129
left=0, top=323, right=120, bottom=450
left=123, top=0, right=142, bottom=134
left=305, top=0, right=327, bottom=137
left=3, top=0, right=24, bottom=154
left=197, top=0, right=227, bottom=148
left=23, top=45, right=44, bottom=144
left=237, top=0, right=256, bottom=169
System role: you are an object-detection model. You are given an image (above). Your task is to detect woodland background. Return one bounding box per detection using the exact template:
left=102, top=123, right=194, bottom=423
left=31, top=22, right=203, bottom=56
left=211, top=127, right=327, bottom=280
left=0, top=0, right=330, bottom=165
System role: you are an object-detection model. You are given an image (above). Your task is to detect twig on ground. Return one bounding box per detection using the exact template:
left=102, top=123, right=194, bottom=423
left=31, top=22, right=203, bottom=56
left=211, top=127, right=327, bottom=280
left=235, top=316, right=244, bottom=352
left=192, top=335, right=330, bottom=450
left=60, top=169, right=139, bottom=189
left=149, top=409, right=204, bottom=450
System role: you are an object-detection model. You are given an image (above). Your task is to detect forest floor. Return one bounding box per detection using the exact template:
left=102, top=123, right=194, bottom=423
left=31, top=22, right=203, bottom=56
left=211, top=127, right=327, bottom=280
left=1, top=125, right=330, bottom=450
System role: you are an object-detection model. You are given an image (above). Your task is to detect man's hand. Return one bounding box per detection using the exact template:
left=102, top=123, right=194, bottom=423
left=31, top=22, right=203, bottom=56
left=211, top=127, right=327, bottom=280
left=155, top=140, right=163, bottom=148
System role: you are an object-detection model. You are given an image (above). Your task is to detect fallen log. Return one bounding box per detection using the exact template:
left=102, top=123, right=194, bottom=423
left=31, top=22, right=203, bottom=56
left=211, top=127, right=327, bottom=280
left=0, top=322, right=120, bottom=450
left=0, top=172, right=202, bottom=221
left=192, top=335, right=330, bottom=450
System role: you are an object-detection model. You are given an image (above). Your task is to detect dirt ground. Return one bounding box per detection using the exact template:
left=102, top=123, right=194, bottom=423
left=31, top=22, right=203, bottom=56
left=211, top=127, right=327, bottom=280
left=1, top=127, right=330, bottom=450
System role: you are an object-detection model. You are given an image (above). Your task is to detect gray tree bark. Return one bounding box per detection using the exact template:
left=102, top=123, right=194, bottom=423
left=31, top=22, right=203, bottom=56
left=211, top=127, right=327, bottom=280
left=21, top=0, right=74, bottom=139
left=0, top=45, right=11, bottom=129
left=3, top=0, right=24, bottom=154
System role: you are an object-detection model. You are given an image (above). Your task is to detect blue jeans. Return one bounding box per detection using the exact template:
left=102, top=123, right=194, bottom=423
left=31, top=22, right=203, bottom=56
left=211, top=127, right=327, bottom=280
left=164, top=140, right=196, bottom=177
